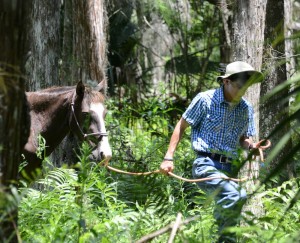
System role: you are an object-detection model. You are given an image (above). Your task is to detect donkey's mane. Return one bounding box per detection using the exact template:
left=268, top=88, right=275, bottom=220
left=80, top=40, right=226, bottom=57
left=37, top=86, right=75, bottom=94
left=30, top=85, right=105, bottom=103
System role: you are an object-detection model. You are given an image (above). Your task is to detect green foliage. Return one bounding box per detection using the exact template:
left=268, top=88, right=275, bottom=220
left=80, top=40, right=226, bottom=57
left=19, top=143, right=133, bottom=242
left=107, top=0, right=221, bottom=100
left=0, top=186, right=22, bottom=241
left=17, top=139, right=216, bottom=242
left=239, top=179, right=300, bottom=242
left=11, top=73, right=300, bottom=242
left=152, top=0, right=220, bottom=96
left=15, top=97, right=218, bottom=242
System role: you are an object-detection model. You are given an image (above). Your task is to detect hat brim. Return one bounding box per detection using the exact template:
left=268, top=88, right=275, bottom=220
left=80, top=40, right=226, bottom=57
left=217, top=70, right=264, bottom=85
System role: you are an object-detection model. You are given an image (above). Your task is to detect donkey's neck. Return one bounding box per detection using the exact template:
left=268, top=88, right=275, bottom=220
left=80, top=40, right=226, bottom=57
left=26, top=88, right=75, bottom=154
left=27, top=87, right=74, bottom=109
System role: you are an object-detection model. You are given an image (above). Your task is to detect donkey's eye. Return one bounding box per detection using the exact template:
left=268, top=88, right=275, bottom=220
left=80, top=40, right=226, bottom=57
left=89, top=136, right=100, bottom=145
left=82, top=112, right=91, bottom=130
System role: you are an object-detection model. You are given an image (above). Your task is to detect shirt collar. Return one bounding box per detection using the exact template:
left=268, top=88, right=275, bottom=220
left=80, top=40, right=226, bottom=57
left=216, top=86, right=243, bottom=106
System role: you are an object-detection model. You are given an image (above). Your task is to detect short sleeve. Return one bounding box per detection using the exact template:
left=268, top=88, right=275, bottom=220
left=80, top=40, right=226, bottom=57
left=182, top=93, right=207, bottom=128
left=246, top=105, right=256, bottom=137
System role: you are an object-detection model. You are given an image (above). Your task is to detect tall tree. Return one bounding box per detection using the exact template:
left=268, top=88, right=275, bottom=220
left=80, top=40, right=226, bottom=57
left=231, top=0, right=267, bottom=217
left=0, top=0, right=29, bottom=241
left=260, top=0, right=295, bottom=181
left=67, top=0, right=108, bottom=88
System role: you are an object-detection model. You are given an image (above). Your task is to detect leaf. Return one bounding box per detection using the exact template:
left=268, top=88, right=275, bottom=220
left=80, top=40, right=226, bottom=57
left=0, top=75, right=7, bottom=94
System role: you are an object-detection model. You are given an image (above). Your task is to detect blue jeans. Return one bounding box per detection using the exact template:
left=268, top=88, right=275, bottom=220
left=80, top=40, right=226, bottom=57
left=192, top=156, right=247, bottom=241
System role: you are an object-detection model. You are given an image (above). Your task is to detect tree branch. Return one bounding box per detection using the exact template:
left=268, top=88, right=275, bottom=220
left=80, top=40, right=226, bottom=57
left=136, top=215, right=200, bottom=243
left=168, top=213, right=182, bottom=243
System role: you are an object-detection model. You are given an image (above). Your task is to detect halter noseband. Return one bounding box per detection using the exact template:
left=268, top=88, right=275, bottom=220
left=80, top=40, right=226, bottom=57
left=70, top=93, right=108, bottom=140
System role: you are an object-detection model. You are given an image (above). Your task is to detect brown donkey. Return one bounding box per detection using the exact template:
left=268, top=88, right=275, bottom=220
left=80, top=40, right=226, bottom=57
left=22, top=81, right=112, bottom=179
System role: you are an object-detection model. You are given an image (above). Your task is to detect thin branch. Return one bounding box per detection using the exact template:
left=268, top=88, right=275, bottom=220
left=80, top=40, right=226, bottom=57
left=168, top=213, right=182, bottom=243
left=136, top=215, right=200, bottom=243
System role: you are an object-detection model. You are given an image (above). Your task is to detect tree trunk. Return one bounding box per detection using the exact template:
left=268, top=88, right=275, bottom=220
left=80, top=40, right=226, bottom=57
left=0, top=0, right=29, bottom=241
left=23, top=0, right=63, bottom=91
left=231, top=0, right=267, bottom=219
left=284, top=0, right=297, bottom=178
left=218, top=0, right=232, bottom=64
left=260, top=0, right=295, bottom=182
left=71, top=0, right=107, bottom=87
left=284, top=0, right=296, bottom=79
left=24, top=0, right=107, bottom=90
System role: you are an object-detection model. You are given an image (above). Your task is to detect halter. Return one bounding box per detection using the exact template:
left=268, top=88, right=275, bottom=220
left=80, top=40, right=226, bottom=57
left=70, top=92, right=108, bottom=140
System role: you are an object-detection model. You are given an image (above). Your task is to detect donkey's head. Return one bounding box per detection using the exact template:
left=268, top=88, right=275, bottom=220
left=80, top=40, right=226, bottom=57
left=70, top=81, right=112, bottom=164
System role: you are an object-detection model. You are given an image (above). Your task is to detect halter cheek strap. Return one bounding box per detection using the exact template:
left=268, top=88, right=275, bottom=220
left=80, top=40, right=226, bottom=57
left=70, top=92, right=108, bottom=140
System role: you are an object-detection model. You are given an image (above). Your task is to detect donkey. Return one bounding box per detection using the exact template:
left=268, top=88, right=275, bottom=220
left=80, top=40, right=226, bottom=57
left=22, top=81, right=112, bottom=179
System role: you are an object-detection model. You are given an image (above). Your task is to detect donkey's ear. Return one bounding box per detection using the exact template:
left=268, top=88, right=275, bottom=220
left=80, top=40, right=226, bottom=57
left=76, top=81, right=85, bottom=96
left=96, top=80, right=105, bottom=93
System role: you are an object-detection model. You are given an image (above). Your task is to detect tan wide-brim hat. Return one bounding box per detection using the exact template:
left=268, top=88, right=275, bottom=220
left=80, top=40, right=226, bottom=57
left=217, top=61, right=264, bottom=84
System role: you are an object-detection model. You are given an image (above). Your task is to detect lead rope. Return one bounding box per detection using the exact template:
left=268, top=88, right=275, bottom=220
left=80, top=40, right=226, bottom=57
left=103, top=165, right=247, bottom=182
left=102, top=139, right=271, bottom=183
left=254, top=139, right=271, bottom=162
left=247, top=139, right=271, bottom=178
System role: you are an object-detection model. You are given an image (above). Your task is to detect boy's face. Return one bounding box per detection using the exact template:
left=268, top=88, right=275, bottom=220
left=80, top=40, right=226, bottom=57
left=223, top=78, right=250, bottom=102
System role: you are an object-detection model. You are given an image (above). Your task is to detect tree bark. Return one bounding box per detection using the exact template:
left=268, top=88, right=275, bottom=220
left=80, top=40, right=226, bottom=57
left=260, top=0, right=295, bottom=181
left=70, top=0, right=107, bottom=89
left=284, top=0, right=296, bottom=79
left=231, top=0, right=267, bottom=218
left=24, top=0, right=107, bottom=91
left=284, top=0, right=297, bottom=178
left=23, top=0, right=63, bottom=91
left=0, top=0, right=29, bottom=241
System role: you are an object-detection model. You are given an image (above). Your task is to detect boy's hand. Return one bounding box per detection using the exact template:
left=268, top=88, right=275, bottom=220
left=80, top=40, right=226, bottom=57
left=160, top=160, right=174, bottom=175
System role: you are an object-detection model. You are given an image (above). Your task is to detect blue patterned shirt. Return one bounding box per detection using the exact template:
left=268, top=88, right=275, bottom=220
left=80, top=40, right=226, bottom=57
left=182, top=87, right=256, bottom=157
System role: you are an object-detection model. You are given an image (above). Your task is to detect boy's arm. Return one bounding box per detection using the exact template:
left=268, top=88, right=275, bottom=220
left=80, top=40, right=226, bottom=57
left=160, top=117, right=189, bottom=174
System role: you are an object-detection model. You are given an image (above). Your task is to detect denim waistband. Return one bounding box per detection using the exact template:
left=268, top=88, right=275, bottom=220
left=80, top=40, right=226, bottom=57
left=194, top=156, right=232, bottom=173
left=197, top=151, right=232, bottom=164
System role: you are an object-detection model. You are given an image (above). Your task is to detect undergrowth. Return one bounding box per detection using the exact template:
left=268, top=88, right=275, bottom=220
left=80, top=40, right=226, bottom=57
left=18, top=142, right=215, bottom=242
left=9, top=95, right=300, bottom=242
